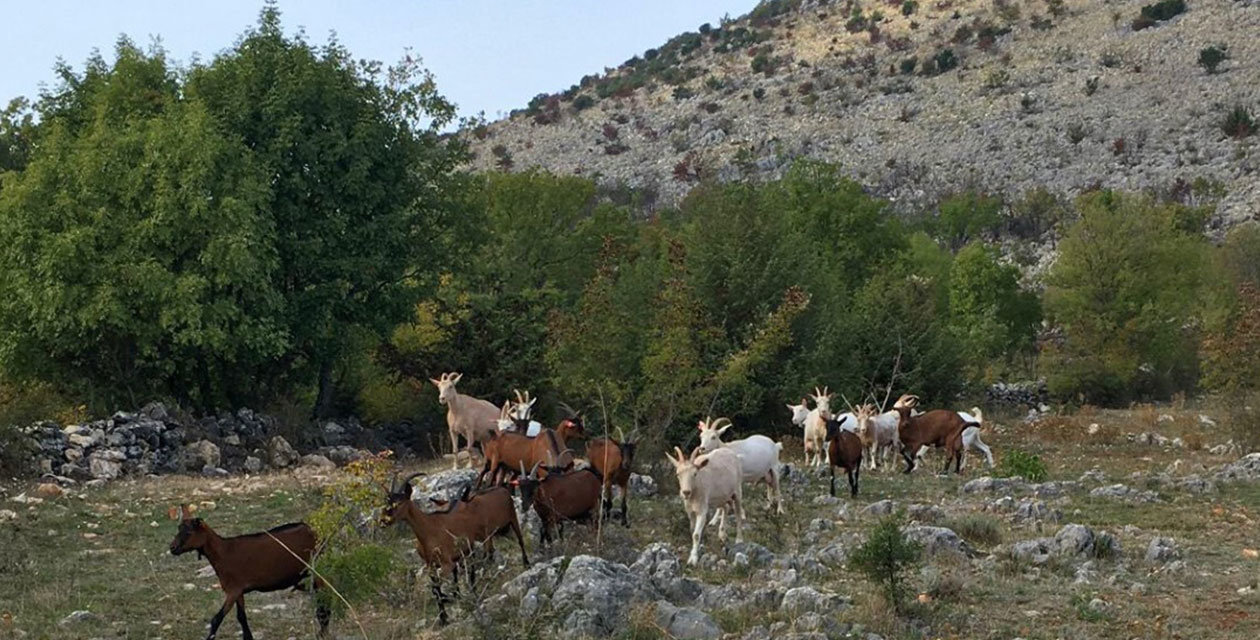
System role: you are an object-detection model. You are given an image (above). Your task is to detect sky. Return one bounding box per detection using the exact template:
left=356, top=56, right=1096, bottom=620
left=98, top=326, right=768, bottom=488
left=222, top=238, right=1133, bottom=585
left=1, top=0, right=762, bottom=122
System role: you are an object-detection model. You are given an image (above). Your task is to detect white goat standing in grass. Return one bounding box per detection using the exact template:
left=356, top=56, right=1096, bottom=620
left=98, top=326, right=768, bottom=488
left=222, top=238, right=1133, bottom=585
left=696, top=417, right=785, bottom=515
left=425, top=372, right=500, bottom=470
left=854, top=403, right=901, bottom=470
left=666, top=445, right=744, bottom=565
left=803, top=387, right=835, bottom=467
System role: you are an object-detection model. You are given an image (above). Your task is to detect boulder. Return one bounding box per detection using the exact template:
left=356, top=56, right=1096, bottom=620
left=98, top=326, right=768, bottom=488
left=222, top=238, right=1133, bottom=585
left=629, top=473, right=658, bottom=497
left=243, top=456, right=263, bottom=473
left=904, top=526, right=970, bottom=556
left=961, top=476, right=1029, bottom=494
left=863, top=499, right=897, bottom=516
left=653, top=600, right=722, bottom=639
left=632, top=543, right=702, bottom=603
left=780, top=586, right=849, bottom=614
left=268, top=436, right=300, bottom=469
left=1145, top=537, right=1181, bottom=564
left=300, top=454, right=335, bottom=470
left=412, top=468, right=480, bottom=503
left=182, top=440, right=221, bottom=471
left=88, top=455, right=122, bottom=480
left=551, top=555, right=658, bottom=633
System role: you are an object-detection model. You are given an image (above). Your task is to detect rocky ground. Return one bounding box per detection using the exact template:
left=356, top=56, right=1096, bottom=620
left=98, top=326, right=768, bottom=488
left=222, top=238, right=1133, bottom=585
left=468, top=0, right=1260, bottom=232
left=2, top=403, right=1260, bottom=639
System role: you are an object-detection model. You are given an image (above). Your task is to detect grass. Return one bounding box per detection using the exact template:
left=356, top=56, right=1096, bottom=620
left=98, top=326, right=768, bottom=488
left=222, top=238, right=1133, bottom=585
left=3, top=403, right=1260, bottom=638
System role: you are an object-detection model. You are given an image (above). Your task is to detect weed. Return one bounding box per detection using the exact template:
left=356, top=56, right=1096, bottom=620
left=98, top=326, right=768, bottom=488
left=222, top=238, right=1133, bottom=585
left=1199, top=45, right=1228, bottom=74
left=944, top=513, right=1003, bottom=546
left=997, top=449, right=1048, bottom=482
left=1222, top=104, right=1256, bottom=140
left=850, top=513, right=924, bottom=614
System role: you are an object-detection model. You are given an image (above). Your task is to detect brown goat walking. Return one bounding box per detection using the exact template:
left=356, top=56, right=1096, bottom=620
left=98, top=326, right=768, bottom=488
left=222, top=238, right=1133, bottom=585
left=380, top=473, right=528, bottom=625
left=475, top=418, right=584, bottom=488
left=168, top=505, right=329, bottom=640
left=892, top=394, right=974, bottom=474
left=825, top=415, right=863, bottom=497
left=516, top=464, right=604, bottom=545
left=585, top=427, right=637, bottom=526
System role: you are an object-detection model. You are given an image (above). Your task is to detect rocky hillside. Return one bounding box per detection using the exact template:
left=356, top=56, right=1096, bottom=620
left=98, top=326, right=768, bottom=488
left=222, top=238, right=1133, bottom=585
left=467, top=0, right=1260, bottom=230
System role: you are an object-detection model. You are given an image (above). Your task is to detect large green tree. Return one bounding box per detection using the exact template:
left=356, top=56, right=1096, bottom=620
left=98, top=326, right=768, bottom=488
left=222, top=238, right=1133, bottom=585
left=0, top=7, right=465, bottom=413
left=1042, top=191, right=1210, bottom=403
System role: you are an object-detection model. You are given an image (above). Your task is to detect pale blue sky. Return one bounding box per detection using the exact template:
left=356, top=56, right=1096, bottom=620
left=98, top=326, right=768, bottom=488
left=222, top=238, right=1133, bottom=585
left=2, top=1, right=760, bottom=121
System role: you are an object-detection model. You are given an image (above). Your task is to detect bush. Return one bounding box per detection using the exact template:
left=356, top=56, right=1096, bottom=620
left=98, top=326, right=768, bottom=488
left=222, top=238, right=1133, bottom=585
left=572, top=95, right=596, bottom=111
left=850, top=514, right=923, bottom=614
left=751, top=53, right=779, bottom=76
left=902, top=1, right=918, bottom=17
left=672, top=86, right=695, bottom=101
left=945, top=514, right=1003, bottom=546
left=752, top=87, right=766, bottom=100
left=931, top=48, right=959, bottom=74
left=1222, top=104, right=1256, bottom=140
left=1140, top=0, right=1187, bottom=22
left=1198, top=45, right=1228, bottom=74
left=900, top=57, right=918, bottom=74
left=1226, top=393, right=1260, bottom=453
left=997, top=448, right=1048, bottom=482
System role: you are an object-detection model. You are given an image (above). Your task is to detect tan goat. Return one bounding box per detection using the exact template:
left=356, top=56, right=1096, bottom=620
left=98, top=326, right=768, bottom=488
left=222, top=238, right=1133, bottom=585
left=421, top=372, right=500, bottom=470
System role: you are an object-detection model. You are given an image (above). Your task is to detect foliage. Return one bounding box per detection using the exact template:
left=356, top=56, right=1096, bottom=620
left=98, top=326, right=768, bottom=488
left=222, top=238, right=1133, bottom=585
left=1140, top=0, right=1187, bottom=22
left=927, top=48, right=959, bottom=75
left=1222, top=104, right=1256, bottom=140
left=572, top=95, right=596, bottom=111
left=1225, top=393, right=1260, bottom=453
left=1198, top=45, right=1228, bottom=74
left=0, top=8, right=465, bottom=414
left=945, top=513, right=1003, bottom=546
left=1043, top=191, right=1211, bottom=404
left=933, top=191, right=1003, bottom=249
left=309, top=451, right=397, bottom=617
left=1008, top=187, right=1071, bottom=238
left=0, top=98, right=34, bottom=177
left=849, top=513, right=923, bottom=614
left=1202, top=284, right=1260, bottom=394
left=902, top=1, right=919, bottom=17
left=996, top=448, right=1048, bottom=482
left=949, top=243, right=1041, bottom=377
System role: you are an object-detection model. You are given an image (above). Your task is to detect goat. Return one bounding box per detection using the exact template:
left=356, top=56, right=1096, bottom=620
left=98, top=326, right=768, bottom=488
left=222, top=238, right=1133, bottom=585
left=381, top=472, right=528, bottom=625
left=854, top=403, right=901, bottom=470
left=585, top=426, right=637, bottom=527
left=507, top=389, right=543, bottom=436
left=914, top=407, right=995, bottom=471
left=421, top=372, right=500, bottom=470
left=515, top=463, right=604, bottom=545
left=803, top=387, right=833, bottom=467
left=892, top=394, right=975, bottom=474
left=786, top=397, right=811, bottom=428
left=168, top=504, right=329, bottom=640
left=695, top=417, right=784, bottom=514
left=824, top=415, right=863, bottom=497
left=475, top=417, right=583, bottom=488
left=665, top=446, right=744, bottom=565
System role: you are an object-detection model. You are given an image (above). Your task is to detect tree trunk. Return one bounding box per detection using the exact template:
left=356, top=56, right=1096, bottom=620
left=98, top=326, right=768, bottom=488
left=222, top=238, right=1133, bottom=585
left=312, top=360, right=334, bottom=419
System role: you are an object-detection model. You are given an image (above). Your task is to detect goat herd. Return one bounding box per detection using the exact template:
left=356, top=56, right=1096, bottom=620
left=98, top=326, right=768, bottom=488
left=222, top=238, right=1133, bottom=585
left=166, top=373, right=998, bottom=637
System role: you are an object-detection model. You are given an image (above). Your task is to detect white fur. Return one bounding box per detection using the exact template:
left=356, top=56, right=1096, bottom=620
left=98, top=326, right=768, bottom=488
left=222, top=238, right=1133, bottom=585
left=666, top=447, right=744, bottom=565
left=431, top=372, right=500, bottom=470
left=697, top=420, right=784, bottom=515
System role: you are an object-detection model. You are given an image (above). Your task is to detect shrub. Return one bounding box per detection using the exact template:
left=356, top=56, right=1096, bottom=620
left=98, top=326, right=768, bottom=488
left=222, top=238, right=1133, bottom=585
left=1222, top=104, right=1256, bottom=139
left=751, top=52, right=779, bottom=75
left=932, top=48, right=959, bottom=74
left=752, top=87, right=767, bottom=100
left=945, top=514, right=1003, bottom=546
left=1084, top=76, right=1100, bottom=96
left=604, top=143, right=629, bottom=155
left=572, top=95, right=596, bottom=111
left=1067, top=123, right=1088, bottom=144
left=902, top=1, right=918, bottom=17
left=1226, top=393, right=1260, bottom=452
left=849, top=514, right=923, bottom=614
left=491, top=144, right=513, bottom=170
left=1198, top=45, right=1228, bottom=74
left=1140, top=0, right=1187, bottom=22
left=900, top=57, right=918, bottom=74
left=672, top=86, right=695, bottom=101
left=997, top=448, right=1048, bottom=482
left=602, top=123, right=619, bottom=140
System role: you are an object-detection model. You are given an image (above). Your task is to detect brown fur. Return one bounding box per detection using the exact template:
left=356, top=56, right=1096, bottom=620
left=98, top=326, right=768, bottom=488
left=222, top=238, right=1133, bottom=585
left=825, top=417, right=863, bottom=497
left=476, top=419, right=583, bottom=488
left=586, top=436, right=636, bottom=526
left=517, top=466, right=604, bottom=545
left=894, top=407, right=970, bottom=474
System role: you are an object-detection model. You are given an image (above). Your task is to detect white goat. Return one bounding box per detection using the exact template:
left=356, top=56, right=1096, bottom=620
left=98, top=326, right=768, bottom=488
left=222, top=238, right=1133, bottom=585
left=803, top=387, right=833, bottom=467
left=854, top=404, right=900, bottom=470
left=426, top=372, right=500, bottom=470
left=666, top=446, right=744, bottom=565
left=786, top=397, right=811, bottom=428
left=505, top=389, right=542, bottom=437
left=696, top=417, right=784, bottom=514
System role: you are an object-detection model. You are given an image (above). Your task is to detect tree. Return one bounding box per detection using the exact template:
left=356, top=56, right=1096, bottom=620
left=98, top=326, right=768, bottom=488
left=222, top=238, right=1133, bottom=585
left=1042, top=191, right=1210, bottom=403
left=934, top=191, right=1003, bottom=249
left=949, top=243, right=1041, bottom=377
left=0, top=98, right=34, bottom=177
left=0, top=7, right=465, bottom=413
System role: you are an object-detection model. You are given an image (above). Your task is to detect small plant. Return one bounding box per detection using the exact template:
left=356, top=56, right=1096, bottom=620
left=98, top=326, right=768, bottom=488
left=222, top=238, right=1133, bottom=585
left=982, top=68, right=1009, bottom=89
left=1111, top=137, right=1127, bottom=156
left=902, top=1, right=918, bottom=17
left=491, top=144, right=513, bottom=170
left=928, top=48, right=959, bottom=75
left=945, top=514, right=1003, bottom=546
left=849, top=513, right=923, bottom=614
left=1133, top=0, right=1186, bottom=30
left=1199, top=45, right=1228, bottom=74
left=1084, top=76, right=1100, bottom=96
left=1222, top=104, right=1257, bottom=140
left=604, top=143, right=629, bottom=155
left=752, top=87, right=766, bottom=100
left=996, top=448, right=1048, bottom=482
left=602, top=123, right=619, bottom=140
left=704, top=75, right=725, bottom=91
left=900, top=57, right=918, bottom=74
left=1067, top=122, right=1088, bottom=144
left=751, top=52, right=779, bottom=76
left=572, top=95, right=596, bottom=111
left=672, top=86, right=695, bottom=101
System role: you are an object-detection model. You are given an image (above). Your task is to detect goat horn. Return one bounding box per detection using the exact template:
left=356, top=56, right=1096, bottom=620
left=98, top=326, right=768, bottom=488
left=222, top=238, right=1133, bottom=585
left=397, top=472, right=426, bottom=494
left=557, top=402, right=577, bottom=418
left=615, top=426, right=626, bottom=443
left=710, top=417, right=732, bottom=430
left=673, top=446, right=685, bottom=463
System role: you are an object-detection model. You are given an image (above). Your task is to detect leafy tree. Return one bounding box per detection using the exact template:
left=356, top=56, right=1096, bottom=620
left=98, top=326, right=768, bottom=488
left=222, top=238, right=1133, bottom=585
left=850, top=513, right=923, bottom=614
left=0, top=98, right=34, bottom=177
left=934, top=190, right=1003, bottom=249
left=1042, top=191, right=1210, bottom=403
left=949, top=243, right=1041, bottom=377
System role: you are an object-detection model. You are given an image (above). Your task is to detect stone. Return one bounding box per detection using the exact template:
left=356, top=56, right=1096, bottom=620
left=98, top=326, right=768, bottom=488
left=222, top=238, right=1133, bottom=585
left=88, top=456, right=122, bottom=480
left=780, top=586, right=849, bottom=614
left=34, top=483, right=64, bottom=499
left=726, top=541, right=775, bottom=567
left=0, top=509, right=17, bottom=522
left=1089, top=484, right=1158, bottom=503
left=201, top=466, right=230, bottom=477
left=906, top=503, right=945, bottom=522
left=413, top=468, right=480, bottom=503
left=863, top=499, right=896, bottom=515
left=182, top=440, right=221, bottom=471
left=961, top=476, right=1029, bottom=494
left=59, top=611, right=99, bottom=626
left=904, top=526, right=970, bottom=556
left=632, top=543, right=702, bottom=603
left=300, top=454, right=335, bottom=470
left=1054, top=524, right=1096, bottom=556
left=502, top=556, right=566, bottom=601
left=1014, top=499, right=1061, bottom=523
left=268, top=436, right=300, bottom=469
left=551, top=555, right=658, bottom=633
left=243, top=456, right=263, bottom=473
left=1011, top=538, right=1054, bottom=565
left=629, top=472, right=657, bottom=497
left=653, top=600, right=722, bottom=639
left=1145, top=537, right=1181, bottom=564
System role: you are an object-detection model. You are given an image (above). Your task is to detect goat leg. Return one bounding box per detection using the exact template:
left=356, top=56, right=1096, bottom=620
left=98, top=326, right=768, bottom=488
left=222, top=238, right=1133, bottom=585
left=687, top=506, right=706, bottom=565
left=620, top=481, right=630, bottom=527
left=234, top=596, right=254, bottom=640
left=849, top=466, right=860, bottom=498
left=901, top=448, right=916, bottom=474
left=430, top=571, right=449, bottom=626
left=204, top=591, right=239, bottom=640
left=508, top=516, right=530, bottom=567
left=829, top=461, right=836, bottom=497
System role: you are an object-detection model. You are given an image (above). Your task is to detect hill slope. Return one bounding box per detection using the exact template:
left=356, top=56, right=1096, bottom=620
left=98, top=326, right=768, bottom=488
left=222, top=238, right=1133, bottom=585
left=467, top=0, right=1260, bottom=229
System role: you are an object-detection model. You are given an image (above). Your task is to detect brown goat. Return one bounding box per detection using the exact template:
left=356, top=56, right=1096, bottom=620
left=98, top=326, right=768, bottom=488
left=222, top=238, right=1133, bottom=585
left=892, top=394, right=973, bottom=474
left=825, top=415, right=863, bottom=497
left=168, top=504, right=329, bottom=640
left=476, top=418, right=584, bottom=488
left=381, top=472, right=529, bottom=625
left=585, top=427, right=637, bottom=526
left=516, top=464, right=604, bottom=545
